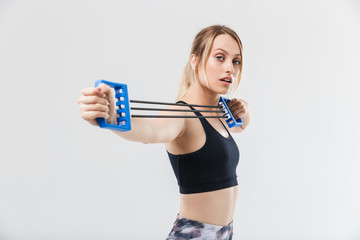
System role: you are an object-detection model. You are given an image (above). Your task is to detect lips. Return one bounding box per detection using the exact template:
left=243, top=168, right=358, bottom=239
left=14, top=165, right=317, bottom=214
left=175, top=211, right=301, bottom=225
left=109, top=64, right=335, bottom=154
left=220, top=76, right=232, bottom=83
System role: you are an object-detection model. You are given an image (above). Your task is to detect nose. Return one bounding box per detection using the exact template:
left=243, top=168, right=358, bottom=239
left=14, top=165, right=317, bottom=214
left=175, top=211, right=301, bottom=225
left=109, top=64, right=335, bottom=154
left=225, top=59, right=234, bottom=74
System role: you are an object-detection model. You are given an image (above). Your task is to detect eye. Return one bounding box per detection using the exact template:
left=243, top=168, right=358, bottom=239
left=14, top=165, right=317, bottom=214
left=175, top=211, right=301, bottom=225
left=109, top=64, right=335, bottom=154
left=233, top=59, right=241, bottom=65
left=216, top=55, right=224, bottom=61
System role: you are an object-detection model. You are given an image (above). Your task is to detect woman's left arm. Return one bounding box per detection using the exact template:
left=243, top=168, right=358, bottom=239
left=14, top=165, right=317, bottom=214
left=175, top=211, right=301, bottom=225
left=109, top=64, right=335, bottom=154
left=226, top=98, right=251, bottom=133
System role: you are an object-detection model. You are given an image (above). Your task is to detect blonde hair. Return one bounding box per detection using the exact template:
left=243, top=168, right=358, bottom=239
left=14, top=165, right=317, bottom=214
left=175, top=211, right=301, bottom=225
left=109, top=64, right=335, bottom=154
left=176, top=25, right=243, bottom=100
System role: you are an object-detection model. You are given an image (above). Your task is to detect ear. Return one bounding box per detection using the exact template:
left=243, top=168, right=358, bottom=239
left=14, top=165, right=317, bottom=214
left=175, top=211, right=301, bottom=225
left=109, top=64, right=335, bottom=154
left=190, top=54, right=197, bottom=71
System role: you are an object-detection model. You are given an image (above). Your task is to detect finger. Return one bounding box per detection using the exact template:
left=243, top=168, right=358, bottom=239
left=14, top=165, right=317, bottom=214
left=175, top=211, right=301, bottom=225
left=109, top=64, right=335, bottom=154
left=78, top=95, right=110, bottom=105
left=96, top=84, right=116, bottom=107
left=80, top=87, right=95, bottom=96
left=81, top=111, right=109, bottom=121
left=234, top=109, right=244, bottom=118
left=230, top=108, right=241, bottom=118
left=226, top=98, right=239, bottom=108
left=80, top=87, right=105, bottom=97
left=79, top=103, right=109, bottom=113
left=228, top=101, right=242, bottom=111
left=97, top=83, right=113, bottom=95
left=229, top=103, right=243, bottom=116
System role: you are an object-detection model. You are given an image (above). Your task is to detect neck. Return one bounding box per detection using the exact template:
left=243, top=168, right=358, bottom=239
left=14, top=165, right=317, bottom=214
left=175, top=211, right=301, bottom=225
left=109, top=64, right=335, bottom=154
left=181, top=82, right=220, bottom=106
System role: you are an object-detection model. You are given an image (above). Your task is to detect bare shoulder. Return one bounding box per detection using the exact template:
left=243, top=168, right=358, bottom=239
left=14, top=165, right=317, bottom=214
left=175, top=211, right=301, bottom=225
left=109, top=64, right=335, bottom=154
left=164, top=104, right=206, bottom=155
left=160, top=103, right=193, bottom=140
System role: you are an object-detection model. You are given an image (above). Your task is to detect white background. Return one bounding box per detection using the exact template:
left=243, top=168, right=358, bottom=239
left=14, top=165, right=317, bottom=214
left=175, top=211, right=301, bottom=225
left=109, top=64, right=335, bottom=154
left=0, top=0, right=359, bottom=239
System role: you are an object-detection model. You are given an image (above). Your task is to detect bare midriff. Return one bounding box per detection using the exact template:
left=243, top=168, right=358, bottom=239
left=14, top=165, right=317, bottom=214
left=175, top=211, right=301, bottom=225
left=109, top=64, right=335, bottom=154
left=179, top=185, right=238, bottom=226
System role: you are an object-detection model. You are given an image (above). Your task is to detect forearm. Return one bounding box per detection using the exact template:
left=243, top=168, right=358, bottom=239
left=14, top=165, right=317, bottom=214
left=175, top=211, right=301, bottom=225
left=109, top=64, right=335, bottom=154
left=240, top=107, right=251, bottom=130
left=230, top=107, right=251, bottom=133
left=108, top=114, right=185, bottom=144
left=109, top=118, right=154, bottom=144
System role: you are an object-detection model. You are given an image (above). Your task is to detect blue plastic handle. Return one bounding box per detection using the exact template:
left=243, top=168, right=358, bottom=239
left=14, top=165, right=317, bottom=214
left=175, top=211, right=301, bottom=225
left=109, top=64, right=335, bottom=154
left=94, top=80, right=131, bottom=132
left=218, top=97, right=243, bottom=128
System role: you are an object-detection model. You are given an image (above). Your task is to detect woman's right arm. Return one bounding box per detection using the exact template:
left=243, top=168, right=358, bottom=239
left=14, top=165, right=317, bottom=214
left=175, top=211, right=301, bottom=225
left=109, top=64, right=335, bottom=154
left=78, top=83, right=186, bottom=144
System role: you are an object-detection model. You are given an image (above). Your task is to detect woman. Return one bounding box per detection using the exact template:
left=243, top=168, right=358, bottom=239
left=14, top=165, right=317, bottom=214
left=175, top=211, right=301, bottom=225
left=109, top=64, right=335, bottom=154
left=78, top=25, right=251, bottom=240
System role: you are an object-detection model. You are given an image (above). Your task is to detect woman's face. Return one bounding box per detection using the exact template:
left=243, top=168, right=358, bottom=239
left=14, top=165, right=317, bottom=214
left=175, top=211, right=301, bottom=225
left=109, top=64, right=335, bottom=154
left=198, top=34, right=241, bottom=95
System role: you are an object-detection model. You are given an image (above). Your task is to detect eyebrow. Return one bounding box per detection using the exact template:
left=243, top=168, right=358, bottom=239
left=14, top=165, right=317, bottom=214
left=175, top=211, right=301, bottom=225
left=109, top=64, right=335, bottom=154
left=214, top=48, right=241, bottom=57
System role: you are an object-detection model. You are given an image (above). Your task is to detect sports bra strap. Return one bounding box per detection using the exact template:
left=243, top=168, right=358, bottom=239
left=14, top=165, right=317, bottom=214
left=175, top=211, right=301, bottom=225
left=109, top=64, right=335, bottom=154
left=218, top=116, right=231, bottom=136
left=176, top=100, right=230, bottom=135
left=176, top=100, right=204, bottom=117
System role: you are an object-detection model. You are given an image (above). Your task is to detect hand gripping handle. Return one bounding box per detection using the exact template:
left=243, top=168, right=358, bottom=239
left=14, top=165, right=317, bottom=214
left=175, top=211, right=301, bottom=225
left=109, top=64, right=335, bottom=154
left=218, top=97, right=243, bottom=128
left=94, top=80, right=132, bottom=132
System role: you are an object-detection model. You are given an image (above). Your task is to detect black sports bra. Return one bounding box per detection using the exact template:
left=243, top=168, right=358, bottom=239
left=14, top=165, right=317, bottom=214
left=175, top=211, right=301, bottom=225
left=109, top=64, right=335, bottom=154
left=167, top=101, right=240, bottom=194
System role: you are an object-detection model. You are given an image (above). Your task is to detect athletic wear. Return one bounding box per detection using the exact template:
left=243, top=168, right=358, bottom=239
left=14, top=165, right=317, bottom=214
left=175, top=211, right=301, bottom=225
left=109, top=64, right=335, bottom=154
left=167, top=101, right=240, bottom=194
left=166, top=214, right=233, bottom=240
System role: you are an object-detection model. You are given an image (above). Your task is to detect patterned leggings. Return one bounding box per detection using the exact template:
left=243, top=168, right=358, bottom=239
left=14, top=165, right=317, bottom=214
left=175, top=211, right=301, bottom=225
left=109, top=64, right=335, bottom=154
left=166, top=214, right=233, bottom=240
